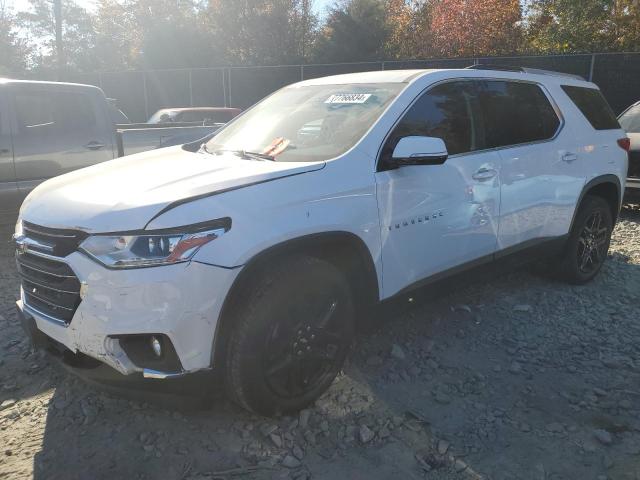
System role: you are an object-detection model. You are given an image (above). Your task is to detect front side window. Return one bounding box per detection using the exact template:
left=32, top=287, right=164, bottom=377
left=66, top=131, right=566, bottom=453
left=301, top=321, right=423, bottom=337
left=477, top=80, right=561, bottom=148
left=205, top=83, right=404, bottom=162
left=15, top=93, right=55, bottom=131
left=619, top=103, right=640, bottom=133
left=381, top=81, right=481, bottom=165
left=379, top=79, right=562, bottom=168
left=15, top=90, right=97, bottom=133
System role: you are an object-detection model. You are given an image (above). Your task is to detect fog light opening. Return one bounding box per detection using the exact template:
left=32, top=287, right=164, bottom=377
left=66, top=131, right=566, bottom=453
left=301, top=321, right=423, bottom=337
left=150, top=336, right=162, bottom=357
left=115, top=333, right=182, bottom=372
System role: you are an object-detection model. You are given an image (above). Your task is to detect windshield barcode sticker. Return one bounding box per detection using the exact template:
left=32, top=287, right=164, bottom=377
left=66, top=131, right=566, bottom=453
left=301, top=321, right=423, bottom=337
left=325, top=93, right=372, bottom=104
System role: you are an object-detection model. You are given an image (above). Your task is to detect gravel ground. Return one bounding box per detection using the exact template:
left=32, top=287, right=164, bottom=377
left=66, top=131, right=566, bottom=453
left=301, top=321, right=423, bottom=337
left=1, top=204, right=639, bottom=480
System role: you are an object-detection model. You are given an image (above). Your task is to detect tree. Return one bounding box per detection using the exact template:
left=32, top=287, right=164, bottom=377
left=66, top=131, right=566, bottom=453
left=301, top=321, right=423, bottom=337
left=526, top=0, right=640, bottom=53
left=612, top=0, right=640, bottom=51
left=92, top=0, right=215, bottom=70
left=0, top=1, right=29, bottom=75
left=91, top=0, right=137, bottom=71
left=314, top=0, right=390, bottom=62
left=17, top=0, right=97, bottom=75
left=385, top=0, right=419, bottom=59
left=130, top=0, right=216, bottom=69
left=429, top=0, right=522, bottom=57
left=205, top=0, right=318, bottom=65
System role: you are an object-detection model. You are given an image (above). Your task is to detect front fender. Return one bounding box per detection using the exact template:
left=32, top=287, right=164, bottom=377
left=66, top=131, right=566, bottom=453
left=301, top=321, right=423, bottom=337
left=145, top=151, right=382, bottom=274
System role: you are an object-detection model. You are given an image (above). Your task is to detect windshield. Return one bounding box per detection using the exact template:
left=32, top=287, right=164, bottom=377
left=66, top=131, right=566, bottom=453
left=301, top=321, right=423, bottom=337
left=205, top=83, right=405, bottom=162
left=619, top=103, right=640, bottom=133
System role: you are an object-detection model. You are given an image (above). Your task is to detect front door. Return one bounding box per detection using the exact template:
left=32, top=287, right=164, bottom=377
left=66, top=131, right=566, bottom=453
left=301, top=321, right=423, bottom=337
left=10, top=84, right=114, bottom=201
left=375, top=80, right=501, bottom=298
left=0, top=89, right=19, bottom=222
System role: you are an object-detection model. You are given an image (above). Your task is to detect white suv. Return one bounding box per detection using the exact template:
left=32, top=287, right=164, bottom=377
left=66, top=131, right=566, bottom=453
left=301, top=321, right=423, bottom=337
left=14, top=67, right=629, bottom=415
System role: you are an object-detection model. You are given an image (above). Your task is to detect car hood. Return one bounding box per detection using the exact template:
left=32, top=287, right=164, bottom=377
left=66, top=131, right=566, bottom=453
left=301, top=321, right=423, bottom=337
left=20, top=146, right=325, bottom=233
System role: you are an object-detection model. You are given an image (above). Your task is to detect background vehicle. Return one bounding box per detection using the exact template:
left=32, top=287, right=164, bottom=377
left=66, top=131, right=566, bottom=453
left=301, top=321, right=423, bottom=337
left=147, top=107, right=241, bottom=124
left=106, top=98, right=131, bottom=124
left=618, top=100, right=640, bottom=199
left=14, top=68, right=628, bottom=416
left=0, top=79, right=225, bottom=224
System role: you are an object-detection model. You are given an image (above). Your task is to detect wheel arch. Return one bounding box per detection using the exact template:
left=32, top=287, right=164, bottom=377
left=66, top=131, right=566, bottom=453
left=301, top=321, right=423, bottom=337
left=571, top=174, right=622, bottom=231
left=211, top=231, right=380, bottom=368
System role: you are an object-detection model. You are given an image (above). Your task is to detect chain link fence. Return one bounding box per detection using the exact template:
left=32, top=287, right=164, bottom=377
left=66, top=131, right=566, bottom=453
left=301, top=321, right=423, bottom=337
left=65, top=53, right=640, bottom=122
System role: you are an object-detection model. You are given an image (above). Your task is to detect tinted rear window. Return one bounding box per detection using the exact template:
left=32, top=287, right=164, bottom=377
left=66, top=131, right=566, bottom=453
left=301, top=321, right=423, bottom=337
left=477, top=80, right=561, bottom=149
left=561, top=86, right=619, bottom=130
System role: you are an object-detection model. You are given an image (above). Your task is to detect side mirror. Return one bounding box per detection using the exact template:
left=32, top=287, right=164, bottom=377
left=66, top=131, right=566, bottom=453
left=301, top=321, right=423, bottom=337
left=391, top=136, right=448, bottom=166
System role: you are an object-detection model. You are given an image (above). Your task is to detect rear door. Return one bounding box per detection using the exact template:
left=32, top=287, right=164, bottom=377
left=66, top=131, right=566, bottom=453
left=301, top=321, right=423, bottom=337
left=475, top=80, right=577, bottom=251
left=0, top=88, right=19, bottom=222
left=10, top=84, right=114, bottom=199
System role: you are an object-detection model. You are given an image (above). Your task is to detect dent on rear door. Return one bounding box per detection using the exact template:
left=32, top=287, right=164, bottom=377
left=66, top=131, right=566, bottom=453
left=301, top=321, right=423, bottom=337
left=493, top=81, right=583, bottom=248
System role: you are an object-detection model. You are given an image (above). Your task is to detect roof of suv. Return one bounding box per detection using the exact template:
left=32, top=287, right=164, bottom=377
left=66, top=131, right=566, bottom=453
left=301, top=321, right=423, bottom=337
left=298, top=70, right=434, bottom=85
left=296, top=68, right=592, bottom=88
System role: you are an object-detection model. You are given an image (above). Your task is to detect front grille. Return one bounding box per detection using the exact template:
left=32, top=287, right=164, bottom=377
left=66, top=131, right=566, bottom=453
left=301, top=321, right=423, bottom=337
left=629, top=151, right=640, bottom=179
left=16, top=223, right=86, bottom=325
left=22, top=221, right=88, bottom=257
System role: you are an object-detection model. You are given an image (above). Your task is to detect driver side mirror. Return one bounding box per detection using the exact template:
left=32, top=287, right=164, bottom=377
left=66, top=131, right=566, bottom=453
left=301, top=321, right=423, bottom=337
left=390, top=136, right=448, bottom=167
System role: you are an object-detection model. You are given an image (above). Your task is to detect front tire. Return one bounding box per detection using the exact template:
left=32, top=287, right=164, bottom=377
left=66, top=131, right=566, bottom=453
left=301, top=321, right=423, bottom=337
left=559, top=195, right=613, bottom=284
left=225, top=255, right=356, bottom=416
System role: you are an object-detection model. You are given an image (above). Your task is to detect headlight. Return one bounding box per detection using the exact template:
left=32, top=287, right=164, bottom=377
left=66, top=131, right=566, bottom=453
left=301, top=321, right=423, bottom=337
left=79, top=218, right=230, bottom=268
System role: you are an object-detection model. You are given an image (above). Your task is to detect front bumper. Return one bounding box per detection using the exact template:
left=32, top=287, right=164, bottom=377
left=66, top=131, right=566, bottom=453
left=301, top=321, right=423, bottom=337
left=17, top=303, right=222, bottom=403
left=19, top=251, right=240, bottom=377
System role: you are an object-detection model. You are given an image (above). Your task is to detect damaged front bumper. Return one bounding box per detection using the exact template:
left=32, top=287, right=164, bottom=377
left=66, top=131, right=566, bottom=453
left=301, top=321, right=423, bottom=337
left=17, top=250, right=240, bottom=380
left=16, top=300, right=223, bottom=400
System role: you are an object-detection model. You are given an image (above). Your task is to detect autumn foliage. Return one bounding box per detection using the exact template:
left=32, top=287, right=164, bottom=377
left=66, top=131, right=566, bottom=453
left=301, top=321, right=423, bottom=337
left=430, top=0, right=522, bottom=57
left=2, top=0, right=640, bottom=76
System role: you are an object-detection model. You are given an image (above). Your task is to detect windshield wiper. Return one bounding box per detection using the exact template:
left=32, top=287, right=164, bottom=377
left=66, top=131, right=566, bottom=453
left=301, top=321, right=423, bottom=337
left=214, top=149, right=275, bottom=161
left=242, top=150, right=276, bottom=161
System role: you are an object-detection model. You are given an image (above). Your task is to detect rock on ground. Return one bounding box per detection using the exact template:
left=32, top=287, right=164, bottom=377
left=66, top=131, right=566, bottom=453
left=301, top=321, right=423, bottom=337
left=1, top=204, right=640, bottom=480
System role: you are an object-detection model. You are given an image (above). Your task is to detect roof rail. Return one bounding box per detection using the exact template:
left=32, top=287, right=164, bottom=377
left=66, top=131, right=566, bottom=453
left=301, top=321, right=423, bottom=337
left=466, top=64, right=585, bottom=81
left=466, top=64, right=524, bottom=73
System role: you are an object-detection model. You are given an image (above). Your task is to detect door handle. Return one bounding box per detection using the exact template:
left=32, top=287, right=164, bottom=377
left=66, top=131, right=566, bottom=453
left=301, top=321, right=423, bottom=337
left=472, top=168, right=498, bottom=181
left=561, top=152, right=578, bottom=163
left=84, top=141, right=105, bottom=151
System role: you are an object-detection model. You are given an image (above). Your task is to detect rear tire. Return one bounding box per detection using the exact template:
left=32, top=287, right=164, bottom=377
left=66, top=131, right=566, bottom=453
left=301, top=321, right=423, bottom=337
left=225, top=255, right=356, bottom=416
left=558, top=195, right=613, bottom=284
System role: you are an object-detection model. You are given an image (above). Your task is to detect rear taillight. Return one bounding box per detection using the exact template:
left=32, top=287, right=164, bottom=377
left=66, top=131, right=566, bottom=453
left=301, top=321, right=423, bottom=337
left=617, top=137, right=631, bottom=152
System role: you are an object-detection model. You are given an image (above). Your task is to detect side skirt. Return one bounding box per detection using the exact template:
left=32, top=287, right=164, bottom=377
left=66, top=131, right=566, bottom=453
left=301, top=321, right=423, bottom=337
left=384, top=235, right=569, bottom=305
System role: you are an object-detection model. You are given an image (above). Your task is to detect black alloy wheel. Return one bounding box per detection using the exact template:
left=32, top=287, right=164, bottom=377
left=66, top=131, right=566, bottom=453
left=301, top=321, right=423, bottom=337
left=225, top=255, right=356, bottom=416
left=559, top=195, right=613, bottom=284
left=576, top=210, right=610, bottom=275
left=263, top=297, right=348, bottom=398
